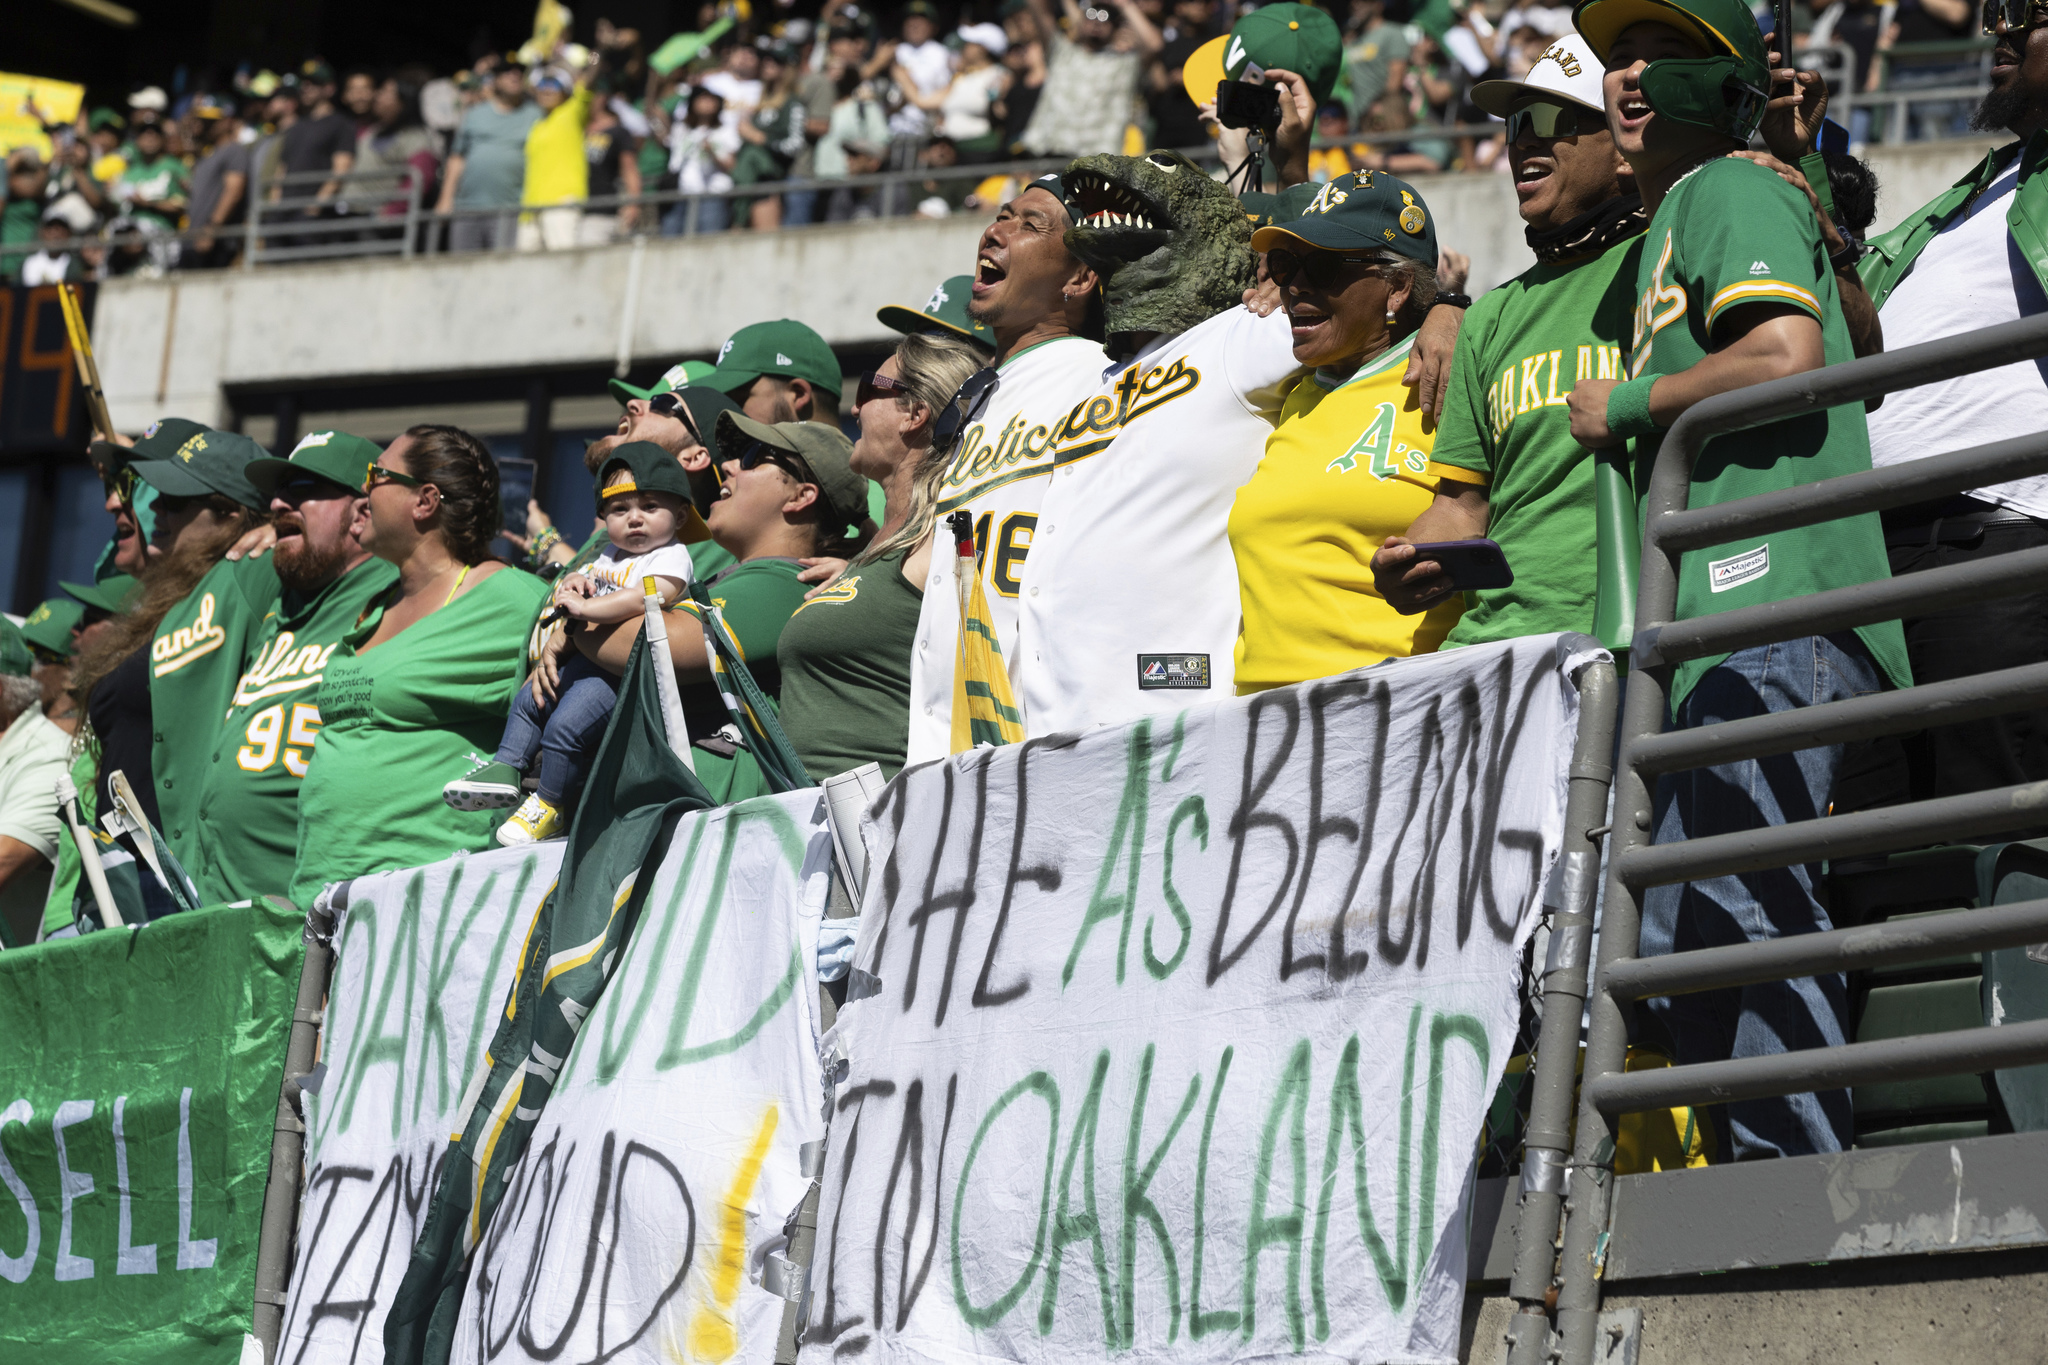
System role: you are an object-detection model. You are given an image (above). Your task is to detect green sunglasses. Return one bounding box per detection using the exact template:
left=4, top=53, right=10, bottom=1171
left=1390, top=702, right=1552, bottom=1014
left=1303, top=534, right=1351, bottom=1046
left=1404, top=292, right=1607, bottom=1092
left=1505, top=100, right=1606, bottom=142
left=366, top=461, right=424, bottom=489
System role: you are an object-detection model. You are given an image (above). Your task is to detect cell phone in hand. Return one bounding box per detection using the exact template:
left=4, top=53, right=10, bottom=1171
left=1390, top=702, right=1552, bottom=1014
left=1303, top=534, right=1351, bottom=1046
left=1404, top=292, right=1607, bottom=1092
left=1407, top=538, right=1513, bottom=591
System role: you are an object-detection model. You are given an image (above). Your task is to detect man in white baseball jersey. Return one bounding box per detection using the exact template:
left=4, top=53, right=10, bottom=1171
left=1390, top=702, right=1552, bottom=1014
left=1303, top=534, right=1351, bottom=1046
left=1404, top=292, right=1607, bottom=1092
left=902, top=173, right=1108, bottom=763
left=1012, top=151, right=1302, bottom=735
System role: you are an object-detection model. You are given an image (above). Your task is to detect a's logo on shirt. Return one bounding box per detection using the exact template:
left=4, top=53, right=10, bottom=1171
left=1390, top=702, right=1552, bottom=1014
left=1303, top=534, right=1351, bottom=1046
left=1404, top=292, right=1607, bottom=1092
left=1328, top=400, right=1422, bottom=478
left=1749, top=260, right=1771, bottom=275
left=793, top=573, right=861, bottom=614
left=1630, top=230, right=1689, bottom=380
left=233, top=629, right=341, bottom=705
left=1709, top=543, right=1770, bottom=592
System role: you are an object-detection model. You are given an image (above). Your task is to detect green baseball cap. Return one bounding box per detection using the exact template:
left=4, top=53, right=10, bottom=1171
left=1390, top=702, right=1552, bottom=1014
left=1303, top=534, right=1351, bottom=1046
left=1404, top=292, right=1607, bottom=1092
left=1223, top=3, right=1345, bottom=103
left=1239, top=182, right=1321, bottom=228
left=20, top=598, right=85, bottom=658
left=714, top=412, right=869, bottom=533
left=61, top=574, right=143, bottom=614
left=594, top=441, right=714, bottom=543
left=675, top=386, right=745, bottom=466
left=609, top=359, right=719, bottom=407
left=130, top=416, right=209, bottom=462
left=129, top=425, right=269, bottom=510
left=877, top=276, right=995, bottom=349
left=1249, top=170, right=1439, bottom=266
left=247, top=429, right=382, bottom=499
left=0, top=618, right=31, bottom=678
left=1572, top=0, right=1767, bottom=77
left=704, top=320, right=843, bottom=400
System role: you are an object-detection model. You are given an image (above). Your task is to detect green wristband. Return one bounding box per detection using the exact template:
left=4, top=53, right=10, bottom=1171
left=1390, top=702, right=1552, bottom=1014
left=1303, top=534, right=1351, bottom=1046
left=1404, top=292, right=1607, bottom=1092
left=1606, top=375, right=1659, bottom=440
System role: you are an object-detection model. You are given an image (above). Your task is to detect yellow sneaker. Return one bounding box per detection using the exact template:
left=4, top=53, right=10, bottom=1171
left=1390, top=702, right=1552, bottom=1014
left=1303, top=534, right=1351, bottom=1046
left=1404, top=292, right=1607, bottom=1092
left=497, top=792, right=566, bottom=846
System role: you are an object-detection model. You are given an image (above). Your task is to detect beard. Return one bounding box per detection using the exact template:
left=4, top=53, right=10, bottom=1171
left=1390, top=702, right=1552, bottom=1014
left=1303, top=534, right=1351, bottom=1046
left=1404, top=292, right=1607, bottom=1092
left=1973, top=80, right=2035, bottom=132
left=273, top=521, right=350, bottom=591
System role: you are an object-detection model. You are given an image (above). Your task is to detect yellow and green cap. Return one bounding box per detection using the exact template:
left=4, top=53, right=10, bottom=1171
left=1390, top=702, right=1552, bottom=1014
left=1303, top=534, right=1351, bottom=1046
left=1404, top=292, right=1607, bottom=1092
left=704, top=319, right=843, bottom=399
left=1248, top=170, right=1438, bottom=266
left=1222, top=3, right=1345, bottom=103
left=1571, top=0, right=1769, bottom=82
left=20, top=597, right=86, bottom=658
left=609, top=359, right=718, bottom=407
left=246, top=429, right=383, bottom=499
left=877, top=276, right=994, bottom=349
left=129, top=424, right=269, bottom=510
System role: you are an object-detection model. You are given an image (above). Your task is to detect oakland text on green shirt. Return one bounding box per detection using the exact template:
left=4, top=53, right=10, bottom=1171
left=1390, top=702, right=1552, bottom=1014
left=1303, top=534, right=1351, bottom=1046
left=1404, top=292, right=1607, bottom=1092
left=151, top=553, right=281, bottom=864
left=1432, top=230, right=1645, bottom=647
left=189, top=556, right=399, bottom=904
left=1624, top=157, right=1909, bottom=707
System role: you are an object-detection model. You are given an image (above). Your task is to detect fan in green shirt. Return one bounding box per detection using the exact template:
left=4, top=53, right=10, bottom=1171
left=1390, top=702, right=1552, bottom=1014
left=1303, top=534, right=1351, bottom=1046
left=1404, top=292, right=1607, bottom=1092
left=129, top=423, right=280, bottom=868
left=188, top=433, right=399, bottom=905
left=1373, top=33, right=1646, bottom=646
left=289, top=424, right=548, bottom=908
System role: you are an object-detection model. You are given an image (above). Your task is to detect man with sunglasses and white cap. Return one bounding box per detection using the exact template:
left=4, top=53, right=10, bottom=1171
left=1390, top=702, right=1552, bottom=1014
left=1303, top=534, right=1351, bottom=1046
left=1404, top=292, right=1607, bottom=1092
left=1373, top=33, right=1643, bottom=647
left=184, top=432, right=397, bottom=904
left=1828, top=0, right=2048, bottom=816
left=902, top=172, right=1106, bottom=762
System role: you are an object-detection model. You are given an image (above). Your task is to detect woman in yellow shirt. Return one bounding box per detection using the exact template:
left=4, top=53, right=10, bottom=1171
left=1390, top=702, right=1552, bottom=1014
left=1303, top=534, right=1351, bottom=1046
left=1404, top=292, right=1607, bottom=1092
left=1228, top=170, right=1465, bottom=693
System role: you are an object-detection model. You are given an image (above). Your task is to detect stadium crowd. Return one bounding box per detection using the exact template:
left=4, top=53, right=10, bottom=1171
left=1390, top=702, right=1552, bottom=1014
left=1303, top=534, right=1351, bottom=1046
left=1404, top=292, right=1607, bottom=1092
left=4, top=0, right=2047, bottom=1170
left=2, top=0, right=1981, bottom=278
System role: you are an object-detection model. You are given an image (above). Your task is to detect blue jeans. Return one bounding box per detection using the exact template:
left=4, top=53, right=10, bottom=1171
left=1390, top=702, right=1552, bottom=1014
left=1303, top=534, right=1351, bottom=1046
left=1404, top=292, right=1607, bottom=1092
left=660, top=195, right=729, bottom=236
left=495, top=653, right=618, bottom=805
left=1640, top=632, right=1884, bottom=1159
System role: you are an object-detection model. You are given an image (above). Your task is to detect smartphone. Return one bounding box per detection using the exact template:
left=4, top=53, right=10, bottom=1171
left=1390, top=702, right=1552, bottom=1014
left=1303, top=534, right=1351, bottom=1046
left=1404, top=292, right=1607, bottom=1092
left=1408, top=538, right=1513, bottom=591
left=1214, top=79, right=1282, bottom=134
left=497, top=456, right=536, bottom=534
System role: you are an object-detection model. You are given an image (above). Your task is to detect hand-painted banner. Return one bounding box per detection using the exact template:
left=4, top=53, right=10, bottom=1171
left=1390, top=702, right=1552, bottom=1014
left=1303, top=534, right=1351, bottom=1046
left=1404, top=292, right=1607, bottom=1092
left=803, top=635, right=1594, bottom=1365
left=0, top=898, right=301, bottom=1364
left=280, top=846, right=562, bottom=1365
left=446, top=790, right=833, bottom=1365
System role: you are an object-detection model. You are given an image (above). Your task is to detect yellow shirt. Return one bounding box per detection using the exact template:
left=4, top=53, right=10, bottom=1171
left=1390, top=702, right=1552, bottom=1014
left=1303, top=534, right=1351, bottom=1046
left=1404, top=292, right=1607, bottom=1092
left=1228, top=334, right=1463, bottom=693
left=522, top=86, right=593, bottom=206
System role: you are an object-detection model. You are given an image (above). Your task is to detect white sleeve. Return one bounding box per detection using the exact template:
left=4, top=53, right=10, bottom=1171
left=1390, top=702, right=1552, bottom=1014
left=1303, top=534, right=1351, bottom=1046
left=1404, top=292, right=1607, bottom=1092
left=1222, top=307, right=1305, bottom=424
left=634, top=542, right=699, bottom=585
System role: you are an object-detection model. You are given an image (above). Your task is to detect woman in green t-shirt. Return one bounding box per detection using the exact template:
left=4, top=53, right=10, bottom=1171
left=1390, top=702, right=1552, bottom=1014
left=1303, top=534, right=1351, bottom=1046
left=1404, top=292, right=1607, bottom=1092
left=776, top=333, right=986, bottom=782
left=290, top=426, right=547, bottom=908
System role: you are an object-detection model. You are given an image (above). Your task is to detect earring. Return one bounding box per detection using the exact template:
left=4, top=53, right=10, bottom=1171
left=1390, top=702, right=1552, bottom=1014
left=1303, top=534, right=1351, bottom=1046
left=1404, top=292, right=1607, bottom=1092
left=1385, top=309, right=1398, bottom=323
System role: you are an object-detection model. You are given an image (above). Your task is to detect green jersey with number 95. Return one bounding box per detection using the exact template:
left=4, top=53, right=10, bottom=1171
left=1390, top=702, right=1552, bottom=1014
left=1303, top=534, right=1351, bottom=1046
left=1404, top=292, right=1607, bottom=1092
left=187, top=557, right=399, bottom=904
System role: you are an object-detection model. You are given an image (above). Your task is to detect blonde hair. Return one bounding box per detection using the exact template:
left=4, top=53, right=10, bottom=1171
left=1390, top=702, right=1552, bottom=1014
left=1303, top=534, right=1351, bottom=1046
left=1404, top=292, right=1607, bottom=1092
left=852, top=332, right=988, bottom=567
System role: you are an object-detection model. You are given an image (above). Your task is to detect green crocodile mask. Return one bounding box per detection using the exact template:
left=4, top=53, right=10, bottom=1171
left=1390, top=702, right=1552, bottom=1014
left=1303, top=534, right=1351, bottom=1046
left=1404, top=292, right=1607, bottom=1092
left=1062, top=150, right=1256, bottom=348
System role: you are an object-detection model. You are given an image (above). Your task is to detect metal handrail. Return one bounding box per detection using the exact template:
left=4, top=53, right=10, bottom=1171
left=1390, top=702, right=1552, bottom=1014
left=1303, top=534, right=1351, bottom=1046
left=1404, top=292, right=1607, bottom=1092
left=1529, top=314, right=2048, bottom=1365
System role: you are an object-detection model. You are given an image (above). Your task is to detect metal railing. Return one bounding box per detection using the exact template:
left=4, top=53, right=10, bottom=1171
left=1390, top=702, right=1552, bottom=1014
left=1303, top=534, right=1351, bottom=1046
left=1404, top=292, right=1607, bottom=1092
left=1501, top=312, right=2048, bottom=1365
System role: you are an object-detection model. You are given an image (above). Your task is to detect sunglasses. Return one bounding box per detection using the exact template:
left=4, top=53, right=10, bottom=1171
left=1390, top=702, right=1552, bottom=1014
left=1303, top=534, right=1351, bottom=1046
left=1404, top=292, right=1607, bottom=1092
left=1265, top=246, right=1390, bottom=291
left=647, top=390, right=705, bottom=445
left=856, top=369, right=916, bottom=408
left=105, top=465, right=139, bottom=502
left=934, top=367, right=1001, bottom=449
left=366, top=461, right=423, bottom=489
left=1982, top=0, right=2048, bottom=30
left=1505, top=100, right=1605, bottom=142
left=273, top=474, right=346, bottom=503
left=736, top=440, right=816, bottom=484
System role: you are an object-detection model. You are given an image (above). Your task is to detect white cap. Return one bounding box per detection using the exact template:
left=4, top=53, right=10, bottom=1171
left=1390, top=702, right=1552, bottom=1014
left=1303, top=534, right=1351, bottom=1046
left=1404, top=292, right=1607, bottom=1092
left=957, top=22, right=1009, bottom=55
left=1469, top=32, right=1605, bottom=118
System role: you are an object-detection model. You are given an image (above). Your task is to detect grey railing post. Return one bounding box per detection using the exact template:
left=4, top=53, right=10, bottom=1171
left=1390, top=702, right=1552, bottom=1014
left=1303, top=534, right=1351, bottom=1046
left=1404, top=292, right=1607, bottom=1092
left=244, top=192, right=261, bottom=271
left=402, top=177, right=420, bottom=260
left=1504, top=656, right=1618, bottom=1365
left=249, top=894, right=340, bottom=1362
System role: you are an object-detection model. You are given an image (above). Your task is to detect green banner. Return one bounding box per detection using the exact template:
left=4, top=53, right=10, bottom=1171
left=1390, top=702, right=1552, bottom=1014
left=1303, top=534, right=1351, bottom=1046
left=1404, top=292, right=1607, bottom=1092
left=0, top=898, right=302, bottom=1362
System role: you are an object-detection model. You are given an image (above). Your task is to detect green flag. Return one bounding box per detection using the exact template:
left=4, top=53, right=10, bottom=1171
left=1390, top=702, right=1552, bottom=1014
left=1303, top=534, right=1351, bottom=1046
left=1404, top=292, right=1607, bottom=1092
left=0, top=898, right=301, bottom=1360
left=383, top=635, right=715, bottom=1365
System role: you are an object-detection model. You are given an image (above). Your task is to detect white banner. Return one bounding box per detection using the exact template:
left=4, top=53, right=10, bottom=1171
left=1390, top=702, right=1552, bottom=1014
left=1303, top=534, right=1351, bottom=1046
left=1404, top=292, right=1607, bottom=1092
left=803, top=636, right=1591, bottom=1365
left=447, top=791, right=832, bottom=1365
left=280, top=792, right=835, bottom=1365
left=282, top=845, right=563, bottom=1365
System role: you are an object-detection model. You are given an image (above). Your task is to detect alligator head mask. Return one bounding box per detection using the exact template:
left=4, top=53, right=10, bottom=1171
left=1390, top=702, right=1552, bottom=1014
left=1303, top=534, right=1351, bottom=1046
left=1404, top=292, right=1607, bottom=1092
left=1061, top=150, right=1256, bottom=350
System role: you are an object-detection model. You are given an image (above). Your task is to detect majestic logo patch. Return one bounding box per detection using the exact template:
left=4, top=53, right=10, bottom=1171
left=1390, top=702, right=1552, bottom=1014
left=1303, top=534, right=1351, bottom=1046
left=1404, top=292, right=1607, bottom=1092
left=1749, top=260, right=1771, bottom=275
left=1709, top=544, right=1770, bottom=592
left=1137, top=653, right=1211, bottom=689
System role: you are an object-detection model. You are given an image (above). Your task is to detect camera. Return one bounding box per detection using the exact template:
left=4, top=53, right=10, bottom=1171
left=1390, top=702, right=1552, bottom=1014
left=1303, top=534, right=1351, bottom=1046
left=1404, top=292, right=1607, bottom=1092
left=1214, top=78, right=1282, bottom=135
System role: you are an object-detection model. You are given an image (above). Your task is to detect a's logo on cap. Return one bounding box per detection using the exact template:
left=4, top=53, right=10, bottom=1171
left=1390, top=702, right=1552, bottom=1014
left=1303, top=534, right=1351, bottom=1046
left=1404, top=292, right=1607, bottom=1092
left=718, top=339, right=735, bottom=363
left=1307, top=181, right=1348, bottom=215
left=292, top=431, right=335, bottom=455
left=925, top=282, right=949, bottom=310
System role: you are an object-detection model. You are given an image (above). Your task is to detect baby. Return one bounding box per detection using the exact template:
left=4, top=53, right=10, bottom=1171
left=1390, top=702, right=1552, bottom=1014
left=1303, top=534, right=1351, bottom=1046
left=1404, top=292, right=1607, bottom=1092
left=444, top=442, right=697, bottom=843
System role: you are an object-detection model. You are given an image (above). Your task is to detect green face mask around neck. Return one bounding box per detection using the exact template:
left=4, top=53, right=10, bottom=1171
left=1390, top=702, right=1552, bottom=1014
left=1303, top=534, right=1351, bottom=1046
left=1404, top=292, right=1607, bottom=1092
left=1637, top=54, right=1768, bottom=141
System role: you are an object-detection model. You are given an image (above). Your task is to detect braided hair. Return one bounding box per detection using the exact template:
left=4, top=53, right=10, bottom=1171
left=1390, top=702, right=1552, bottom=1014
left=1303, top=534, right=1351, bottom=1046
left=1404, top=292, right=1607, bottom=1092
left=399, top=424, right=502, bottom=565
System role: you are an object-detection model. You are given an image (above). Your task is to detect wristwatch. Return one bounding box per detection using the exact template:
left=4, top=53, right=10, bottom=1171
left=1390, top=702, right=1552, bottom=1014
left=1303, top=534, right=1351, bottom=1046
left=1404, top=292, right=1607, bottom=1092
left=1829, top=234, right=1868, bottom=272
left=1433, top=292, right=1474, bottom=310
